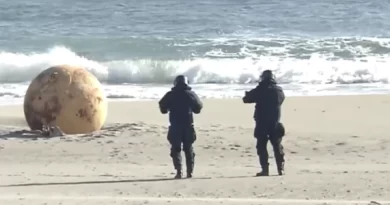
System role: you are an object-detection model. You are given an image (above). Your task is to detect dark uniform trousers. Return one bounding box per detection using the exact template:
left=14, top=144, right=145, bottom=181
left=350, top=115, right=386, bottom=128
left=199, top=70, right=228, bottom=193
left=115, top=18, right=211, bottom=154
left=167, top=124, right=197, bottom=173
left=254, top=121, right=285, bottom=169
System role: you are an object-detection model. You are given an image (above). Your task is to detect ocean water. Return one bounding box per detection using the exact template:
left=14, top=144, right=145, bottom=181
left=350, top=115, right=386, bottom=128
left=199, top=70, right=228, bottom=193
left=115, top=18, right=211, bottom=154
left=1, top=0, right=390, bottom=105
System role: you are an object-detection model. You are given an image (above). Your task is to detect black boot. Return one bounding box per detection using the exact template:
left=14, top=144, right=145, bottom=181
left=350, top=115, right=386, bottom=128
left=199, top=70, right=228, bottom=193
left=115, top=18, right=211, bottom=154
left=185, top=152, right=195, bottom=178
left=256, top=166, right=269, bottom=176
left=277, top=161, right=285, bottom=176
left=170, top=150, right=182, bottom=179
left=186, top=164, right=193, bottom=178
left=174, top=169, right=182, bottom=179
left=256, top=153, right=269, bottom=176
left=274, top=152, right=285, bottom=176
left=186, top=171, right=192, bottom=178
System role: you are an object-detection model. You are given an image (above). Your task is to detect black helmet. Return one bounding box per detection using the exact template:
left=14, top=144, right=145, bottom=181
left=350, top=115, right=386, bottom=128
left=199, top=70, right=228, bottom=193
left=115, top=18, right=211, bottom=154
left=260, top=70, right=274, bottom=81
left=173, top=75, right=189, bottom=86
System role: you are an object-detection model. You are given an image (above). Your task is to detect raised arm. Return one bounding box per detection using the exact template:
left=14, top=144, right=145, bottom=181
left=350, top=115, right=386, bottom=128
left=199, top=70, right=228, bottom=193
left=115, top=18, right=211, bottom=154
left=158, top=91, right=172, bottom=114
left=188, top=91, right=203, bottom=114
left=242, top=88, right=257, bottom=104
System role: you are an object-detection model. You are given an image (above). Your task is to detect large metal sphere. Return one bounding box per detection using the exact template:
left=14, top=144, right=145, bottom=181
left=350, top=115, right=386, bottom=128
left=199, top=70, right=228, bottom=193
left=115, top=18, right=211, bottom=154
left=23, top=65, right=108, bottom=134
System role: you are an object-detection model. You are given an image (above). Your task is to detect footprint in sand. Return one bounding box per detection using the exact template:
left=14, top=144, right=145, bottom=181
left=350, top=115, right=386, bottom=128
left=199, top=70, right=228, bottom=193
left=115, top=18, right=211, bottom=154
left=336, top=142, right=347, bottom=146
left=203, top=145, right=213, bottom=149
left=350, top=135, right=359, bottom=138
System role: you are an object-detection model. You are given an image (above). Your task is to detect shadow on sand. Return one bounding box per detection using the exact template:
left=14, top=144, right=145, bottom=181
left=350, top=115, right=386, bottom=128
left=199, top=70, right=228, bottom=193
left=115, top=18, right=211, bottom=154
left=1, top=174, right=284, bottom=187
left=1, top=176, right=212, bottom=187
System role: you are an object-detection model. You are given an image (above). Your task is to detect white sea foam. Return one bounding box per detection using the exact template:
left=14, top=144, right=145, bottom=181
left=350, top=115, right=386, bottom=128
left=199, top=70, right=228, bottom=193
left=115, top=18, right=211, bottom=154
left=0, top=45, right=389, bottom=105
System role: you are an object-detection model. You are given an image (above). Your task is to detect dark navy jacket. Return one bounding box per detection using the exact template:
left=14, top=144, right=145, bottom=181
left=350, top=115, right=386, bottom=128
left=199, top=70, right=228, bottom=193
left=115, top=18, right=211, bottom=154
left=243, top=79, right=285, bottom=123
left=159, top=84, right=203, bottom=125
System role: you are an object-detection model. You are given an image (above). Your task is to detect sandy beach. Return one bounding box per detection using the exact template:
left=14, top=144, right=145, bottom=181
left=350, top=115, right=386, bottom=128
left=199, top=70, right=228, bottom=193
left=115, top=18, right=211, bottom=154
left=0, top=95, right=389, bottom=205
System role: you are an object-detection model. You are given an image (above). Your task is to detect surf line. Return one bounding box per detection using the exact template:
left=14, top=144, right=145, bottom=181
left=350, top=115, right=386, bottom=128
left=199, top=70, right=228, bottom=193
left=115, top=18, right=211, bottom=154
left=0, top=195, right=388, bottom=204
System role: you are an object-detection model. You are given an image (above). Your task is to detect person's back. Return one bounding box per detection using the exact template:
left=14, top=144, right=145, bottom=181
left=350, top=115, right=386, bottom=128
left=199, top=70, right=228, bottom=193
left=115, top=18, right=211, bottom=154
left=243, top=72, right=285, bottom=124
left=165, top=85, right=201, bottom=126
left=253, top=79, right=284, bottom=123
left=243, top=70, right=286, bottom=176
left=159, top=75, right=202, bottom=179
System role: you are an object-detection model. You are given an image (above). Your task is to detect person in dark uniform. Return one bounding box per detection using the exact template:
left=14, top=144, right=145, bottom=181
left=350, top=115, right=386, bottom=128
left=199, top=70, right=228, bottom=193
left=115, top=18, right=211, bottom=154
left=159, top=75, right=203, bottom=179
left=243, top=70, right=286, bottom=176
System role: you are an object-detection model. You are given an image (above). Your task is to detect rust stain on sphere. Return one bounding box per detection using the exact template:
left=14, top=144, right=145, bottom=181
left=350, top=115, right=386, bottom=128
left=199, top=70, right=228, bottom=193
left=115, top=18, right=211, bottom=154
left=23, top=65, right=108, bottom=134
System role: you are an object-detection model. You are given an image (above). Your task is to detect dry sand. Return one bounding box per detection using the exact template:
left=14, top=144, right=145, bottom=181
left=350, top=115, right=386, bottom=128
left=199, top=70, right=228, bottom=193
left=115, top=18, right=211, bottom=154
left=0, top=95, right=389, bottom=205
